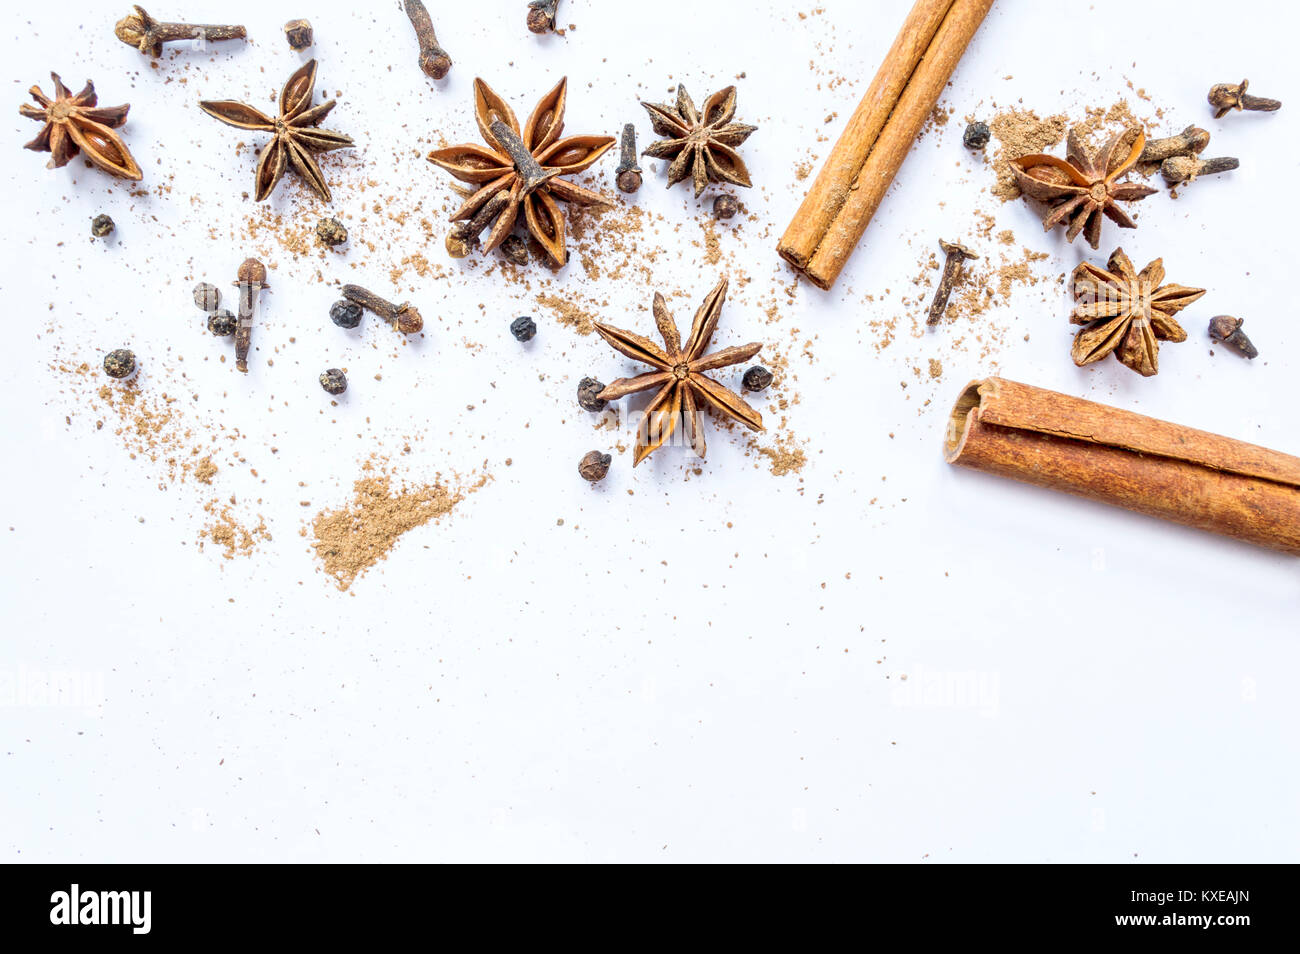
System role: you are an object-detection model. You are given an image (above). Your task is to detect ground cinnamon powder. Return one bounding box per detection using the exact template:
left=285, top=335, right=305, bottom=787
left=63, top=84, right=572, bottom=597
left=310, top=470, right=488, bottom=590
left=988, top=109, right=1068, bottom=201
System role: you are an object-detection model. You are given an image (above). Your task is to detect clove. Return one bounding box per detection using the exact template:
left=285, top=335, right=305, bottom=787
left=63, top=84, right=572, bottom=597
left=1139, top=125, right=1210, bottom=164
left=489, top=120, right=556, bottom=194
left=231, top=258, right=267, bottom=373
left=615, top=124, right=642, bottom=193
left=527, top=0, right=560, bottom=34
left=1208, top=315, right=1259, bottom=359
left=1161, top=155, right=1239, bottom=184
left=403, top=0, right=451, bottom=80
left=342, top=284, right=424, bottom=335
left=462, top=191, right=512, bottom=243
left=1208, top=79, right=1281, bottom=119
left=114, top=5, right=246, bottom=57
left=927, top=240, right=978, bottom=327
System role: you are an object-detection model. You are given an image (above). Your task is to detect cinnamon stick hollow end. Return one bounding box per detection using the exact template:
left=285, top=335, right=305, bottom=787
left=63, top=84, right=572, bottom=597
left=945, top=377, right=1300, bottom=556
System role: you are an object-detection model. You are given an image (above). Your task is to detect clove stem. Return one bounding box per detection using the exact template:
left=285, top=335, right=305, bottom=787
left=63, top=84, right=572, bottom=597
left=232, top=258, right=267, bottom=374
left=1161, top=155, right=1238, bottom=184
left=489, top=120, right=556, bottom=194
left=404, top=0, right=451, bottom=79
left=1208, top=79, right=1281, bottom=118
left=1139, top=125, right=1209, bottom=164
left=615, top=123, right=642, bottom=193
left=927, top=240, right=978, bottom=327
left=342, top=284, right=424, bottom=335
left=114, top=6, right=246, bottom=57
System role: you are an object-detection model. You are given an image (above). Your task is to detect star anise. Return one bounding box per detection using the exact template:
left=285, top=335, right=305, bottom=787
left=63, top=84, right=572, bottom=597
left=199, top=60, right=353, bottom=203
left=427, top=78, right=615, bottom=266
left=18, top=73, right=142, bottom=181
left=594, top=277, right=763, bottom=466
left=641, top=85, right=757, bottom=197
left=1011, top=126, right=1157, bottom=249
left=1070, top=247, right=1206, bottom=377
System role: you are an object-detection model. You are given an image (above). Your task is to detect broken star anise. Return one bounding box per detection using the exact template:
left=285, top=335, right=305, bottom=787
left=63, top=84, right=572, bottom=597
left=427, top=78, right=615, bottom=266
left=19, top=73, right=142, bottom=180
left=199, top=59, right=353, bottom=203
left=641, top=85, right=757, bottom=197
left=1070, top=247, right=1205, bottom=377
left=1011, top=126, right=1156, bottom=249
left=594, top=277, right=764, bottom=466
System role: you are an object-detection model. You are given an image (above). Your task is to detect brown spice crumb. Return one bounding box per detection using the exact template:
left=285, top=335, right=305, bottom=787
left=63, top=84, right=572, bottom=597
left=195, top=457, right=218, bottom=484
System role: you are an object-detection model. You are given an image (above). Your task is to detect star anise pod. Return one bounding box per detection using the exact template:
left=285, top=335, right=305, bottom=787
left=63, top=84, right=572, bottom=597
left=594, top=277, right=763, bottom=466
left=427, top=78, right=615, bottom=266
left=1070, top=247, right=1206, bottom=377
left=640, top=85, right=757, bottom=197
left=199, top=60, right=353, bottom=203
left=18, top=73, right=142, bottom=180
left=1011, top=126, right=1157, bottom=249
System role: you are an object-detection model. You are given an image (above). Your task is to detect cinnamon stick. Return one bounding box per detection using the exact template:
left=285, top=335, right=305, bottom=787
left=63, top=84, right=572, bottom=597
left=778, top=0, right=993, bottom=290
left=778, top=0, right=954, bottom=271
left=945, top=378, right=1300, bottom=555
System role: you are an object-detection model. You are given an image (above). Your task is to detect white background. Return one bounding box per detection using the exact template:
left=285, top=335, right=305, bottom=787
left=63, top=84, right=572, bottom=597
left=1, top=0, right=1296, bottom=862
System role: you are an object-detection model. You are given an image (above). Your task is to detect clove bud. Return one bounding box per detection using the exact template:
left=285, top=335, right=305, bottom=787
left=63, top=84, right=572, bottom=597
left=1139, top=125, right=1210, bottom=164
left=232, top=258, right=267, bottom=373
left=342, top=284, right=424, bottom=335
left=1208, top=79, right=1281, bottom=119
left=927, top=239, right=978, bottom=327
left=1208, top=315, right=1259, bottom=359
left=527, top=0, right=560, bottom=34
left=114, top=5, right=246, bottom=57
left=404, top=0, right=451, bottom=80
left=1161, top=155, right=1239, bottom=184
left=615, top=124, right=642, bottom=194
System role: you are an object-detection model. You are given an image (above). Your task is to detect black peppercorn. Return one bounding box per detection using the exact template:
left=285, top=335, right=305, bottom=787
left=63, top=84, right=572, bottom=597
left=316, top=217, right=347, bottom=247
left=284, top=18, right=313, bottom=50
left=500, top=234, right=529, bottom=266
left=742, top=366, right=773, bottom=392
left=90, top=214, right=115, bottom=238
left=193, top=282, right=221, bottom=312
left=329, top=300, right=363, bottom=329
left=319, top=368, right=347, bottom=395
left=577, top=377, right=607, bottom=411
left=207, top=310, right=237, bottom=337
left=963, top=121, right=990, bottom=149
left=103, top=349, right=136, bottom=379
left=510, top=316, right=537, bottom=342
left=578, top=450, right=611, bottom=483
left=713, top=194, right=740, bottom=219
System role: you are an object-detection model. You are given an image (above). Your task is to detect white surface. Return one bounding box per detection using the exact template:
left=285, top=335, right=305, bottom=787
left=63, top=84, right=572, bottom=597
left=1, top=0, right=1297, bottom=863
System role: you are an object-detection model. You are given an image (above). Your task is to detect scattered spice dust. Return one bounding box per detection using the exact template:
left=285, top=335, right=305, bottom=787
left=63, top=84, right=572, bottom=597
left=756, top=439, right=808, bottom=477
left=200, top=502, right=270, bottom=560
left=310, top=468, right=489, bottom=590
left=536, top=292, right=600, bottom=335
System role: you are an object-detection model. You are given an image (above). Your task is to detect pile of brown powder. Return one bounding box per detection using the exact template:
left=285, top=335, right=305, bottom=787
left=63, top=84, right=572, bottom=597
left=988, top=109, right=1068, bottom=201
left=310, top=469, right=488, bottom=590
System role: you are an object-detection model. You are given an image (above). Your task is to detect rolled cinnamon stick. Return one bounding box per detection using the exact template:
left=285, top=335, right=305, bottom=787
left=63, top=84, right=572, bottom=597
left=945, top=378, right=1300, bottom=555
left=777, top=0, right=954, bottom=271
left=779, top=0, right=994, bottom=290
